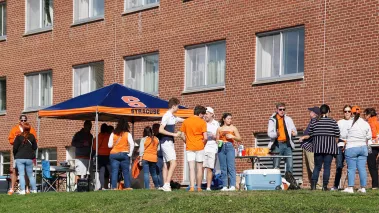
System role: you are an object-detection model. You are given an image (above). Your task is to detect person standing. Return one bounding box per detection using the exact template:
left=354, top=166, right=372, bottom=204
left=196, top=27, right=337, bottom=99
left=342, top=106, right=371, bottom=193
left=152, top=123, right=164, bottom=189
left=267, top=103, right=297, bottom=173
left=180, top=105, right=207, bottom=192
left=216, top=113, right=242, bottom=191
left=364, top=108, right=379, bottom=190
left=8, top=114, right=37, bottom=195
left=13, top=122, right=38, bottom=195
left=159, top=98, right=184, bottom=192
left=139, top=126, right=160, bottom=189
left=203, top=107, right=220, bottom=191
left=303, top=104, right=340, bottom=191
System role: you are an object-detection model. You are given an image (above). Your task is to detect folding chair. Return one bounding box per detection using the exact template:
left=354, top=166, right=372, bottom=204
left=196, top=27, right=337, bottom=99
left=42, top=160, right=58, bottom=192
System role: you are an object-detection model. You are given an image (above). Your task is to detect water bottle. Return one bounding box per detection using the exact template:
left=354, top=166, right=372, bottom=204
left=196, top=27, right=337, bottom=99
left=368, top=145, right=373, bottom=154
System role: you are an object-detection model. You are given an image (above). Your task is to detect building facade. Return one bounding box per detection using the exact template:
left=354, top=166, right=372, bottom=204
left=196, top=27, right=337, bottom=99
left=1, top=0, right=379, bottom=188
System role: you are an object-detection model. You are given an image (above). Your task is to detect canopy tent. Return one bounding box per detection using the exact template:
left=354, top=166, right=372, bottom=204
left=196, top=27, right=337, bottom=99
left=37, top=83, right=193, bottom=190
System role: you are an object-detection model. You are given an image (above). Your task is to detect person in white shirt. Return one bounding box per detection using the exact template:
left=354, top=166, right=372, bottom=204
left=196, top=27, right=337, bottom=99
left=203, top=107, right=220, bottom=191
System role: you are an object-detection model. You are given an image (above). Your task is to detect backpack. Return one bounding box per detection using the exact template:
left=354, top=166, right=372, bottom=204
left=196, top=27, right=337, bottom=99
left=284, top=171, right=300, bottom=190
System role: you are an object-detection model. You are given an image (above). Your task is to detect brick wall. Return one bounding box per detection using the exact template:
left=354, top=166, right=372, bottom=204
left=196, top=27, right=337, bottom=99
left=1, top=0, right=379, bottom=188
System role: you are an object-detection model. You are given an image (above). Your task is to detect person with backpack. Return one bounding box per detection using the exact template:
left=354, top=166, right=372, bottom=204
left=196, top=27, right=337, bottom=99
left=364, top=108, right=379, bottom=190
left=139, top=126, right=160, bottom=189
left=342, top=106, right=371, bottom=193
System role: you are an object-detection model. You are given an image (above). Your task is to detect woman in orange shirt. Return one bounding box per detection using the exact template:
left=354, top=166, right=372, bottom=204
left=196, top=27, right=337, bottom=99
left=93, top=123, right=112, bottom=190
left=139, top=126, right=160, bottom=189
left=364, top=108, right=379, bottom=189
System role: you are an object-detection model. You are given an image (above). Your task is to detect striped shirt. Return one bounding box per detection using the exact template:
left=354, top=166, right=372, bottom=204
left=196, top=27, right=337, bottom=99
left=301, top=118, right=316, bottom=152
left=309, top=117, right=340, bottom=154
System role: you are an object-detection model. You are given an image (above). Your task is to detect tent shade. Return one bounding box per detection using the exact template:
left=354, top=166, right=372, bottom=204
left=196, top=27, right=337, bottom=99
left=39, top=83, right=193, bottom=121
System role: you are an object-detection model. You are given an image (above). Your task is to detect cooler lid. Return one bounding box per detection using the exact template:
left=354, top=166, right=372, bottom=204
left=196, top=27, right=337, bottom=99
left=243, top=169, right=281, bottom=175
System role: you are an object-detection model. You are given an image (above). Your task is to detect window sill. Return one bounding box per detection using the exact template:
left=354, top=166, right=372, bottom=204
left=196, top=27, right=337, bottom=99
left=253, top=75, right=304, bottom=85
left=23, top=106, right=50, bottom=114
left=71, top=16, right=104, bottom=27
left=0, top=36, right=6, bottom=42
left=23, top=27, right=53, bottom=37
left=182, top=85, right=225, bottom=94
left=122, top=3, right=159, bottom=15
left=0, top=111, right=6, bottom=116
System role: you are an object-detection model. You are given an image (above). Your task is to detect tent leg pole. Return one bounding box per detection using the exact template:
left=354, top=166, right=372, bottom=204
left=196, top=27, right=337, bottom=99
left=35, top=115, right=40, bottom=178
left=95, top=112, right=99, bottom=191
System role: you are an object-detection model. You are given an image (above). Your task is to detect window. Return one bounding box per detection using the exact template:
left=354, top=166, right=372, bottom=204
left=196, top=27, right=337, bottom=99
left=0, top=151, right=10, bottom=176
left=125, top=53, right=159, bottom=95
left=73, top=62, right=104, bottom=97
left=0, top=2, right=6, bottom=38
left=25, top=71, right=52, bottom=111
left=37, top=148, right=57, bottom=166
left=185, top=41, right=226, bottom=91
left=256, top=27, right=304, bottom=82
left=125, top=0, right=159, bottom=11
left=26, top=0, right=53, bottom=33
left=74, top=0, right=104, bottom=22
left=0, top=78, right=5, bottom=112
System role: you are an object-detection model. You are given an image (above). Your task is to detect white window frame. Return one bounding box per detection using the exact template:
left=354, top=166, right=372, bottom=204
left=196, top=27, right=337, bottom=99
left=0, top=151, right=10, bottom=176
left=0, top=2, right=6, bottom=39
left=24, top=70, right=53, bottom=111
left=37, top=148, right=57, bottom=166
left=184, top=41, right=226, bottom=92
left=124, top=53, right=159, bottom=96
left=73, top=0, right=104, bottom=24
left=25, top=0, right=54, bottom=34
left=254, top=26, right=305, bottom=84
left=72, top=62, right=104, bottom=97
left=124, top=0, right=160, bottom=13
left=0, top=78, right=5, bottom=114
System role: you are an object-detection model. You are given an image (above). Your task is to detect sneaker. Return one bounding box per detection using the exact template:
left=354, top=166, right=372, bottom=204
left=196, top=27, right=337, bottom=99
left=342, top=187, right=354, bottom=194
left=162, top=184, right=172, bottom=192
left=358, top=188, right=366, bottom=193
left=220, top=187, right=228, bottom=191
left=229, top=186, right=236, bottom=191
left=330, top=187, right=338, bottom=191
left=7, top=189, right=14, bottom=196
left=123, top=188, right=133, bottom=191
left=26, top=189, right=30, bottom=194
left=372, top=187, right=377, bottom=190
left=189, top=187, right=195, bottom=192
left=157, top=187, right=164, bottom=191
left=19, top=190, right=26, bottom=195
left=197, top=188, right=202, bottom=192
left=206, top=188, right=211, bottom=191
left=30, top=190, right=37, bottom=194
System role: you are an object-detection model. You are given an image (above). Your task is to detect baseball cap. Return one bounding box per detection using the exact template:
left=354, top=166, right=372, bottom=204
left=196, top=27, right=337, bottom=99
left=308, top=107, right=320, bottom=115
left=206, top=107, right=214, bottom=114
left=351, top=106, right=360, bottom=113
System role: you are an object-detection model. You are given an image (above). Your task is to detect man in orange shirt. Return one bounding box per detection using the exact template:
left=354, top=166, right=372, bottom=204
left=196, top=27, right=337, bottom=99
left=8, top=114, right=37, bottom=195
left=180, top=105, right=207, bottom=192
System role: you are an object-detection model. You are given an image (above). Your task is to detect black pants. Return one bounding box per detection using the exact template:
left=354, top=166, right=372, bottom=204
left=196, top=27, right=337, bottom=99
left=368, top=147, right=379, bottom=188
left=98, top=155, right=111, bottom=189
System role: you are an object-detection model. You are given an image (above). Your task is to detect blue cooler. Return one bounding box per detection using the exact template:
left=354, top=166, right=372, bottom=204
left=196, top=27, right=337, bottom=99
left=244, top=169, right=281, bottom=190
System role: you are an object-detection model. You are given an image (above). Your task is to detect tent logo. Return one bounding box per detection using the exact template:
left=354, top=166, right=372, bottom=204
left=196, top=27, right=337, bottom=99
left=121, top=96, right=147, bottom=108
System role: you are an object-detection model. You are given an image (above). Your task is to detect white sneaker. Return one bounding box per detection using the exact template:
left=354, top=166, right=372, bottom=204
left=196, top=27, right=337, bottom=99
left=206, top=188, right=211, bottom=191
left=228, top=186, right=236, bottom=191
left=330, top=187, right=338, bottom=191
left=157, top=187, right=164, bottom=191
left=30, top=190, right=37, bottom=194
left=342, top=187, right=354, bottom=194
left=358, top=188, right=366, bottom=193
left=162, top=184, right=172, bottom=192
left=19, top=190, right=26, bottom=195
left=220, top=187, right=228, bottom=191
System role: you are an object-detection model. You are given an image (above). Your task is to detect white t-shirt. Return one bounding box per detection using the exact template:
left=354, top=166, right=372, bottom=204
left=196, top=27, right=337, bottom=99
left=161, top=111, right=178, bottom=127
left=338, top=118, right=353, bottom=147
left=204, top=119, right=220, bottom=153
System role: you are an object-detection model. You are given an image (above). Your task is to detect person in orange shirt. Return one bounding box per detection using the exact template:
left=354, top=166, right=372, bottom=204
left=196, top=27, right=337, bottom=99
left=139, top=126, right=160, bottom=189
left=180, top=105, right=207, bottom=192
left=364, top=108, right=379, bottom=189
left=7, top=114, right=37, bottom=195
left=92, top=123, right=112, bottom=190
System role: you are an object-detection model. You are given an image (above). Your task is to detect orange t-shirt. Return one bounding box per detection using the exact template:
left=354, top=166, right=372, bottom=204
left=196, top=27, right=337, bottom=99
left=142, top=137, right=159, bottom=163
left=93, top=132, right=112, bottom=156
left=180, top=116, right=207, bottom=151
left=8, top=124, right=38, bottom=145
left=368, top=117, right=379, bottom=140
left=276, top=114, right=287, bottom=142
left=110, top=132, right=130, bottom=154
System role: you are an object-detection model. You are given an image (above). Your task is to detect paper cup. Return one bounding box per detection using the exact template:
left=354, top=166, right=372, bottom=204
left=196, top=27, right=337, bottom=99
left=218, top=140, right=223, bottom=147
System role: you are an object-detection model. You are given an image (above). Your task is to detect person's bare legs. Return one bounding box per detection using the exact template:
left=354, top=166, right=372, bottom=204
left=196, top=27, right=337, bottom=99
left=188, top=161, right=196, bottom=189
left=165, top=160, right=177, bottom=185
left=206, top=168, right=213, bottom=189
left=10, top=168, right=16, bottom=192
left=162, top=163, right=168, bottom=184
left=196, top=162, right=203, bottom=190
left=25, top=174, right=30, bottom=192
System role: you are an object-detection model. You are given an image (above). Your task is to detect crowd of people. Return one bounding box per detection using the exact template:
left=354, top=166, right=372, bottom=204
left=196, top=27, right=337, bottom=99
left=6, top=99, right=379, bottom=194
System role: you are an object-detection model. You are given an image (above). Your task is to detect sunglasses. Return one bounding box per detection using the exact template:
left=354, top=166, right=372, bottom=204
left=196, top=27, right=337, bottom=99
left=20, top=120, right=27, bottom=122
left=344, top=110, right=351, bottom=113
left=278, top=108, right=286, bottom=111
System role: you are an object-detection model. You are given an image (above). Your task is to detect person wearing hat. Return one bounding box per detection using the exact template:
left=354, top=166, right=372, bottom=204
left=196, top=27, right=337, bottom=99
left=299, top=107, right=321, bottom=188
left=203, top=107, right=220, bottom=191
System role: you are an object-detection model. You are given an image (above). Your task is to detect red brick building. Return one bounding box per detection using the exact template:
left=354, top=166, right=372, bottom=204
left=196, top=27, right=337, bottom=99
left=0, top=0, right=378, bottom=188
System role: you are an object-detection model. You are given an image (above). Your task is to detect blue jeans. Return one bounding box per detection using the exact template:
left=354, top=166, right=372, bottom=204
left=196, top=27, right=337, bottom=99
left=16, top=159, right=37, bottom=191
left=109, top=152, right=130, bottom=189
left=312, top=153, right=333, bottom=185
left=156, top=157, right=164, bottom=187
left=218, top=142, right=236, bottom=187
left=143, top=160, right=159, bottom=189
left=272, top=143, right=293, bottom=172
left=345, top=146, right=368, bottom=187
left=334, top=147, right=345, bottom=188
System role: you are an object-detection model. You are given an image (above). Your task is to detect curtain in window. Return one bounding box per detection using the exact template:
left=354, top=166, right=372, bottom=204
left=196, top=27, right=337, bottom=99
left=0, top=4, right=4, bottom=36
left=27, top=0, right=41, bottom=31
left=41, top=73, right=52, bottom=106
left=145, top=0, right=159, bottom=4
left=207, top=43, right=225, bottom=86
left=3, top=4, right=5, bottom=36
left=283, top=29, right=304, bottom=75
left=43, top=0, right=53, bottom=27
left=74, top=66, right=90, bottom=97
left=93, top=0, right=104, bottom=17
left=144, top=55, right=159, bottom=94
left=90, top=63, right=104, bottom=91
left=257, top=34, right=280, bottom=79
left=186, top=47, right=205, bottom=88
left=26, top=75, right=40, bottom=108
left=126, top=0, right=144, bottom=9
left=75, top=0, right=89, bottom=20
left=125, top=58, right=142, bottom=90
left=0, top=80, right=5, bottom=111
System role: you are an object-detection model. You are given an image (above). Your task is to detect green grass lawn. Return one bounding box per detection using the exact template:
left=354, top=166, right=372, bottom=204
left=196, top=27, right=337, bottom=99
left=1, top=189, right=379, bottom=213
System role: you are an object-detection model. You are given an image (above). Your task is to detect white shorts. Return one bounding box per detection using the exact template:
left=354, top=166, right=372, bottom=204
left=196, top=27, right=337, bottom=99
left=186, top=150, right=205, bottom=162
left=161, top=141, right=176, bottom=163
left=75, top=158, right=90, bottom=176
left=203, top=152, right=217, bottom=169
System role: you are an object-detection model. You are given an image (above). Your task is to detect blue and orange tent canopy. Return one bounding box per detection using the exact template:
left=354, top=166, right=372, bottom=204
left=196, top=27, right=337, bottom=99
left=38, top=83, right=193, bottom=121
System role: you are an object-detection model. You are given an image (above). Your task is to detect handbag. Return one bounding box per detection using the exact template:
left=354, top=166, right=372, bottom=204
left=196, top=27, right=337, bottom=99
left=131, top=137, right=155, bottom=179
